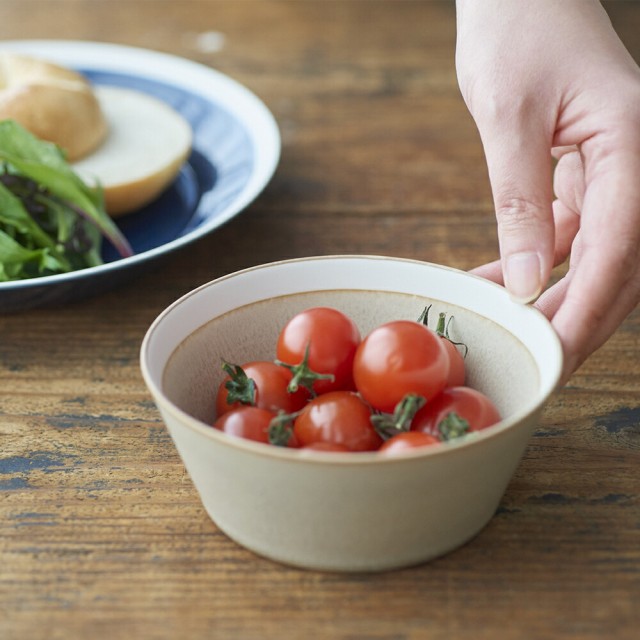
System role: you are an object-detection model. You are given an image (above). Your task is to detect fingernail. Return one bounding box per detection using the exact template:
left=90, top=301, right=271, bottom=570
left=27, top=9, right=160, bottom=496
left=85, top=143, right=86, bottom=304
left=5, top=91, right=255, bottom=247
left=505, top=252, right=542, bottom=303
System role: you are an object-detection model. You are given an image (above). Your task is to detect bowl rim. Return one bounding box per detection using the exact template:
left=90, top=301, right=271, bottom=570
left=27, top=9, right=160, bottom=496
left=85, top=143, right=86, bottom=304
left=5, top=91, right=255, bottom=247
left=140, top=254, right=563, bottom=465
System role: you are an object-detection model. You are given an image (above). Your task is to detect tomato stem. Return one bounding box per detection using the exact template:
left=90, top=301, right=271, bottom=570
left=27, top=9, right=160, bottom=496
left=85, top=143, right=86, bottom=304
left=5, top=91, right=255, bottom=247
left=275, top=343, right=335, bottom=396
left=221, top=360, right=257, bottom=406
left=436, top=312, right=469, bottom=359
left=435, top=312, right=446, bottom=336
left=417, top=305, right=432, bottom=327
left=438, top=411, right=470, bottom=440
left=267, top=411, right=300, bottom=447
left=370, top=393, right=426, bottom=440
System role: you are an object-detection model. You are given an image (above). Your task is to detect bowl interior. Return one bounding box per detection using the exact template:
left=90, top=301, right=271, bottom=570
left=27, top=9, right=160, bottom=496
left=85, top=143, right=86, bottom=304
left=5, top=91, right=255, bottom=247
left=162, top=288, right=539, bottom=431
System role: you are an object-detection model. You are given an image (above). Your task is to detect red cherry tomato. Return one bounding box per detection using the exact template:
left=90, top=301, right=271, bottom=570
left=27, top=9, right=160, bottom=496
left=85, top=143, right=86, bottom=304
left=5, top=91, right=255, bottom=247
left=213, top=406, right=275, bottom=444
left=440, top=338, right=466, bottom=387
left=293, top=391, right=383, bottom=451
left=215, top=360, right=308, bottom=417
left=411, top=386, right=501, bottom=440
left=379, top=431, right=440, bottom=453
left=213, top=406, right=299, bottom=447
left=276, top=307, right=361, bottom=395
left=353, top=320, right=450, bottom=413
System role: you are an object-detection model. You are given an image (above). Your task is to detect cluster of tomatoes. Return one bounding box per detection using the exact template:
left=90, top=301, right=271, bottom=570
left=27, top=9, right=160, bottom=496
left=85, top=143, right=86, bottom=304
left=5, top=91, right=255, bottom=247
left=212, top=306, right=500, bottom=453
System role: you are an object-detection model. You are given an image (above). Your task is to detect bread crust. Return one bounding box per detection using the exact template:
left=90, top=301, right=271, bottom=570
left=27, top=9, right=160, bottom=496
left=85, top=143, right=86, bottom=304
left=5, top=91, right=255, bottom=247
left=0, top=53, right=107, bottom=160
left=102, top=151, right=190, bottom=217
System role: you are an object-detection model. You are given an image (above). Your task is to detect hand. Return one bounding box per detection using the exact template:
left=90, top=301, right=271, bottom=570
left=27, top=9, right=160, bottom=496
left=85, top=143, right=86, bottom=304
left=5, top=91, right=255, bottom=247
left=456, top=0, right=640, bottom=383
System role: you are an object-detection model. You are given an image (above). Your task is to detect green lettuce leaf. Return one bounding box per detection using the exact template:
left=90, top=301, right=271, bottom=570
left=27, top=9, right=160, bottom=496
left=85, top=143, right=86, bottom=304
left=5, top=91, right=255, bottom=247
left=0, top=119, right=133, bottom=281
left=0, top=229, right=65, bottom=281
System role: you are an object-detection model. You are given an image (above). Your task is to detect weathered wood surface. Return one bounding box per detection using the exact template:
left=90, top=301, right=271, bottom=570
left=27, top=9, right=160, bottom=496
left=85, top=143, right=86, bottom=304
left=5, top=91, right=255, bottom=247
left=0, top=2, right=638, bottom=638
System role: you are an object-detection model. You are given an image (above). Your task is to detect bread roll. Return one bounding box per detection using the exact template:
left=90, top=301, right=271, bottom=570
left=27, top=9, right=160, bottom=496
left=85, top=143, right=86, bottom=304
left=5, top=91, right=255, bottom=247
left=73, top=86, right=193, bottom=216
left=0, top=53, right=107, bottom=160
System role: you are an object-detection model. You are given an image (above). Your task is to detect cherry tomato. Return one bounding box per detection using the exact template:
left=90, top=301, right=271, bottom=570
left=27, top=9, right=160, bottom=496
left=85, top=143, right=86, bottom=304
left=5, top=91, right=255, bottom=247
left=215, top=360, right=308, bottom=417
left=440, top=338, right=466, bottom=387
left=353, top=320, right=450, bottom=413
left=293, top=391, right=383, bottom=451
left=411, top=386, right=501, bottom=440
left=379, top=431, right=440, bottom=453
left=276, top=307, right=361, bottom=395
left=213, top=406, right=299, bottom=447
left=213, top=406, right=275, bottom=444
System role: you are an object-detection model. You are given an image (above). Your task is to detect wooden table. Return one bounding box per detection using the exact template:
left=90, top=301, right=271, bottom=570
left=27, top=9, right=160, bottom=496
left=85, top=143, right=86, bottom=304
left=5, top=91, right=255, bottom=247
left=1, top=2, right=639, bottom=638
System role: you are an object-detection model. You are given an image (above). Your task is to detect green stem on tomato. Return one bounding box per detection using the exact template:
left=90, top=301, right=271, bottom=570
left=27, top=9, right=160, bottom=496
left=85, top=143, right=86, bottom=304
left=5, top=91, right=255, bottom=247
left=435, top=311, right=447, bottom=336
left=221, top=360, right=256, bottom=406
left=436, top=312, right=469, bottom=359
left=417, top=305, right=432, bottom=327
left=370, top=393, right=426, bottom=440
left=438, top=411, right=470, bottom=441
left=275, top=343, right=335, bottom=396
left=267, top=410, right=300, bottom=447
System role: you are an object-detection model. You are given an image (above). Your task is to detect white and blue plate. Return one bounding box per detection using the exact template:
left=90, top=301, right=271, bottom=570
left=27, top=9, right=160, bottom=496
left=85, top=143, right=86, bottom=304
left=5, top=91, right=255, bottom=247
left=0, top=40, right=280, bottom=312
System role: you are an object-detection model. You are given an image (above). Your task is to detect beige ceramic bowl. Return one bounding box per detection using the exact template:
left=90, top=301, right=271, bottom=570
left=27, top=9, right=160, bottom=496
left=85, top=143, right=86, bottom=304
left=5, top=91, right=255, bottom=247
left=140, top=256, right=563, bottom=572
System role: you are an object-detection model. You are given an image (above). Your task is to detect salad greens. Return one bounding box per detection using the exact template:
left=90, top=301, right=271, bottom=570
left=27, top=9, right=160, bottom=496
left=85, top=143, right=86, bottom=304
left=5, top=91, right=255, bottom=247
left=0, top=119, right=132, bottom=281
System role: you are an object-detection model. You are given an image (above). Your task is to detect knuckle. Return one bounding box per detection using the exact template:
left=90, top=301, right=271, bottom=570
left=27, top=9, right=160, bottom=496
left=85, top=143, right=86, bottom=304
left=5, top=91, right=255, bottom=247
left=473, top=83, right=537, bottom=127
left=495, top=196, right=550, bottom=229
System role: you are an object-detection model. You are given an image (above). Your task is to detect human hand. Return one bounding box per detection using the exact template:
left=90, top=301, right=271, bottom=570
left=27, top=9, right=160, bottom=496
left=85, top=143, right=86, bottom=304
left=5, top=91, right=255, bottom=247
left=455, top=0, right=640, bottom=383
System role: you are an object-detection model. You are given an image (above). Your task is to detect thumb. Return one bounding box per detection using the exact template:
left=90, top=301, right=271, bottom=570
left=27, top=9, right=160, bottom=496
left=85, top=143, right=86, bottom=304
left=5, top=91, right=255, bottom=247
left=479, top=117, right=556, bottom=303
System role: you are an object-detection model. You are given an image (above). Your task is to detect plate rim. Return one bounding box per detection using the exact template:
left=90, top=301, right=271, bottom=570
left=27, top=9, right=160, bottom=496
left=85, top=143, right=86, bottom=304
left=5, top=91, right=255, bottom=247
left=0, top=39, right=281, bottom=292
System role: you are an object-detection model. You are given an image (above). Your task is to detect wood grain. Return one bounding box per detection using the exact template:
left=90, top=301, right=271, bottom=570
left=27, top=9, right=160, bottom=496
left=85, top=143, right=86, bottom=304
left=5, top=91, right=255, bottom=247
left=1, top=2, right=639, bottom=639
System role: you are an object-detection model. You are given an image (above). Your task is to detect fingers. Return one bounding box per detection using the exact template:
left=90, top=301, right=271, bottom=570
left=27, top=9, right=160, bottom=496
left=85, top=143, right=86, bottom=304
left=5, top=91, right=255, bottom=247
left=472, top=121, right=640, bottom=381
left=535, top=138, right=640, bottom=380
left=552, top=200, right=580, bottom=266
left=552, top=148, right=584, bottom=266
left=477, top=110, right=556, bottom=303
left=470, top=259, right=503, bottom=284
left=471, top=199, right=579, bottom=285
left=536, top=275, right=571, bottom=326
left=549, top=141, right=640, bottom=375
left=553, top=148, right=585, bottom=215
left=551, top=145, right=578, bottom=161
left=535, top=228, right=582, bottom=322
